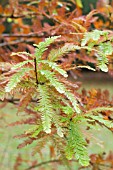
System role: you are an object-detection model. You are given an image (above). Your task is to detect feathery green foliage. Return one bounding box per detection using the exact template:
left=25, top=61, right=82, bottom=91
left=39, top=70, right=66, bottom=93
left=11, top=60, right=33, bottom=70
left=98, top=42, right=113, bottom=56
left=5, top=68, right=32, bottom=92
left=3, top=35, right=113, bottom=168
left=34, top=36, right=60, bottom=60
left=97, top=56, right=108, bottom=72
left=86, top=107, right=113, bottom=114
left=64, top=91, right=81, bottom=114
left=39, top=70, right=80, bottom=114
left=85, top=107, right=113, bottom=129
left=96, top=42, right=113, bottom=72
left=31, top=125, right=43, bottom=138
left=65, top=122, right=89, bottom=166
left=81, top=30, right=113, bottom=72
left=81, top=30, right=108, bottom=46
left=48, top=43, right=80, bottom=61
left=61, top=106, right=74, bottom=116
left=53, top=114, right=64, bottom=137
left=39, top=60, right=68, bottom=77
left=87, top=114, right=113, bottom=129
left=36, top=84, right=53, bottom=133
left=25, top=124, right=43, bottom=138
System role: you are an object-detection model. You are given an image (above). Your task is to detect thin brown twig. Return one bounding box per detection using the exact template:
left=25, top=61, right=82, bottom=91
left=0, top=98, right=38, bottom=104
left=25, top=159, right=60, bottom=170
left=0, top=11, right=59, bottom=23
left=0, top=12, right=41, bottom=19
left=34, top=58, right=38, bottom=86
left=0, top=39, right=33, bottom=47
left=25, top=159, right=77, bottom=170
left=0, top=39, right=25, bottom=47
left=1, top=33, right=45, bottom=38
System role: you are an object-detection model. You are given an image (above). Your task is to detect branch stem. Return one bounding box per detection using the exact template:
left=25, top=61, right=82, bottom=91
left=34, top=58, right=38, bottom=86
left=25, top=159, right=77, bottom=170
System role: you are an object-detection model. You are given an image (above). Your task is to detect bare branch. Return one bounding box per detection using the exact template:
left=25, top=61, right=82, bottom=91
left=0, top=98, right=38, bottom=104
left=25, top=159, right=77, bottom=170
left=25, top=159, right=60, bottom=170
left=0, top=12, right=40, bottom=19
left=1, top=33, right=45, bottom=38
left=0, top=39, right=25, bottom=47
left=0, top=39, right=34, bottom=47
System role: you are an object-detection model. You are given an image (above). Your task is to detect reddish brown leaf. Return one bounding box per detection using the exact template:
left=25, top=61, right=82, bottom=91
left=0, top=5, right=3, bottom=14
left=0, top=25, right=5, bottom=34
left=17, top=138, right=34, bottom=149
left=18, top=88, right=34, bottom=113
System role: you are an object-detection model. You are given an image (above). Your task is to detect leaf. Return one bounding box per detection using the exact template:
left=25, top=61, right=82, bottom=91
left=56, top=126, right=64, bottom=137
left=0, top=62, right=12, bottom=71
left=65, top=91, right=81, bottom=114
left=31, top=125, right=43, bottom=138
left=39, top=60, right=68, bottom=77
left=86, top=107, right=113, bottom=115
left=77, top=65, right=96, bottom=71
left=11, top=60, right=33, bottom=70
left=5, top=68, right=32, bottom=92
left=39, top=70, right=81, bottom=114
left=98, top=42, right=113, bottom=55
left=86, top=107, right=113, bottom=127
left=11, top=52, right=33, bottom=61
left=53, top=114, right=64, bottom=137
left=76, top=0, right=83, bottom=8
left=34, top=36, right=61, bottom=60
left=81, top=30, right=106, bottom=46
left=97, top=54, right=108, bottom=72
left=18, top=88, right=33, bottom=113
left=85, top=10, right=98, bottom=26
left=99, top=63, right=108, bottom=72
left=37, top=84, right=53, bottom=133
left=86, top=114, right=113, bottom=129
left=65, top=122, right=89, bottom=166
left=61, top=106, right=74, bottom=115
left=39, top=70, right=66, bottom=94
left=39, top=69, right=81, bottom=114
left=17, top=138, right=33, bottom=149
left=48, top=43, right=80, bottom=61
left=0, top=25, right=5, bottom=34
left=11, top=52, right=32, bottom=57
left=0, top=5, right=3, bottom=14
left=71, top=21, right=87, bottom=32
